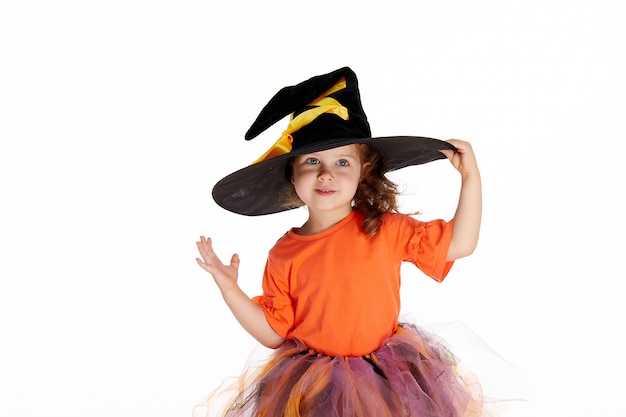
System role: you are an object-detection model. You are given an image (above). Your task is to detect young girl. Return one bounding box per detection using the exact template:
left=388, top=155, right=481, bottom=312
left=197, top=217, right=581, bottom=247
left=195, top=67, right=488, bottom=417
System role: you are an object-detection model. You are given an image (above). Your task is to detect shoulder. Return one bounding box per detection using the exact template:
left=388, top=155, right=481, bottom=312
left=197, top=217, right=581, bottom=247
left=379, top=213, right=451, bottom=240
left=381, top=212, right=451, bottom=227
left=267, top=230, right=293, bottom=255
left=380, top=212, right=421, bottom=228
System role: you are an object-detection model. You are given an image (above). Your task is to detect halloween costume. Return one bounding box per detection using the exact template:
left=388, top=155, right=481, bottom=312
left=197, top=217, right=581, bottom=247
left=199, top=67, right=491, bottom=416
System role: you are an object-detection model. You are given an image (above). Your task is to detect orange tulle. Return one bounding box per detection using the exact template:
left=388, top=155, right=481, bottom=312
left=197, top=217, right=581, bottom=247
left=194, top=324, right=497, bottom=417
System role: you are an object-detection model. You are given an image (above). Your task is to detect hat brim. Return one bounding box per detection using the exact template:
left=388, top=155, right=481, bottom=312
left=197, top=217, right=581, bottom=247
left=212, top=136, right=456, bottom=216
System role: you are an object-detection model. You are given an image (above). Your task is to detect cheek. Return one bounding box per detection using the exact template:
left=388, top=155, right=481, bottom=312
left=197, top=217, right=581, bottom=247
left=294, top=168, right=317, bottom=182
left=291, top=171, right=310, bottom=192
left=340, top=170, right=362, bottom=186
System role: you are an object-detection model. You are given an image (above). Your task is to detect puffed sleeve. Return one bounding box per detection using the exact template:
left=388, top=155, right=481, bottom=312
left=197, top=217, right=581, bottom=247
left=251, top=257, right=295, bottom=338
left=396, top=215, right=455, bottom=282
left=383, top=214, right=454, bottom=282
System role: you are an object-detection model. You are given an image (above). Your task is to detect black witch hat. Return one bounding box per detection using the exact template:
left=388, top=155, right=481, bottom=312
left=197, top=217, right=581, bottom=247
left=212, top=67, right=456, bottom=216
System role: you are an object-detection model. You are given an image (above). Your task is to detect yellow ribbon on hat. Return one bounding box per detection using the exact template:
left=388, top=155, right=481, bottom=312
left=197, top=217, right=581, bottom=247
left=251, top=78, right=349, bottom=165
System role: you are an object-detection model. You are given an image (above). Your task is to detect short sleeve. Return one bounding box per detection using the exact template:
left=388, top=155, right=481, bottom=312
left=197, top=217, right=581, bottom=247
left=251, top=258, right=295, bottom=337
left=406, top=218, right=455, bottom=282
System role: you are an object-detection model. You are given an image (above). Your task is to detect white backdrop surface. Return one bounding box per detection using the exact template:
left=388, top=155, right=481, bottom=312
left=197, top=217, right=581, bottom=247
left=1, top=1, right=624, bottom=416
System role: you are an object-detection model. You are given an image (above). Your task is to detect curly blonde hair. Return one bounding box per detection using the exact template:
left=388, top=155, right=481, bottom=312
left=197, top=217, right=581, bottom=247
left=281, top=144, right=402, bottom=236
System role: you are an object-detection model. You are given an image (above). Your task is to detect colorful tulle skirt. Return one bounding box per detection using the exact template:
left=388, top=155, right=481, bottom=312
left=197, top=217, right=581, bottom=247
left=194, top=324, right=491, bottom=417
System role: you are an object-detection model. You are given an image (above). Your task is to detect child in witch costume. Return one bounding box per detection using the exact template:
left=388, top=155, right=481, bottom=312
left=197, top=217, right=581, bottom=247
left=195, top=67, right=488, bottom=416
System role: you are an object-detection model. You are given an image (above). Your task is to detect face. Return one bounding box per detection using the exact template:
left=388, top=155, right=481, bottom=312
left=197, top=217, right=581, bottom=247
left=291, top=144, right=362, bottom=216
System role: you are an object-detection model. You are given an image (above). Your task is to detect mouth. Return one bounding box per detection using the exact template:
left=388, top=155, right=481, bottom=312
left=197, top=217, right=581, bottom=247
left=315, top=188, right=336, bottom=196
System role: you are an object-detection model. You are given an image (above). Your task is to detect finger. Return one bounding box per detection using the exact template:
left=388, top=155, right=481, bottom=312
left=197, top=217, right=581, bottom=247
left=196, top=240, right=209, bottom=259
left=196, top=236, right=214, bottom=254
left=197, top=235, right=214, bottom=246
left=197, top=236, right=212, bottom=248
left=196, top=248, right=220, bottom=272
left=230, top=254, right=240, bottom=269
left=196, top=257, right=211, bottom=272
left=196, top=243, right=218, bottom=267
left=196, top=237, right=207, bottom=254
left=439, top=149, right=455, bottom=160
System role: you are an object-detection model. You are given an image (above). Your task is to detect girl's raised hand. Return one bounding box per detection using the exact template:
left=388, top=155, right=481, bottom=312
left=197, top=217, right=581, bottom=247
left=196, top=236, right=240, bottom=294
left=440, top=139, right=479, bottom=176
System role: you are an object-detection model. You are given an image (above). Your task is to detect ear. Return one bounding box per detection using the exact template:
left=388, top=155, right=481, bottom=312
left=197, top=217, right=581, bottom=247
left=287, top=157, right=296, bottom=184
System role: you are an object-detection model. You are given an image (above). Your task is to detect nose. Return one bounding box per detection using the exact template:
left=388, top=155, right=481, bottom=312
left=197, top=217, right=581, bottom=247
left=317, top=165, right=333, bottom=181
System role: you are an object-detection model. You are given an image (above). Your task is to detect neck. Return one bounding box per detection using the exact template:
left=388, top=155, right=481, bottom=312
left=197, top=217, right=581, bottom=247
left=298, top=206, right=353, bottom=236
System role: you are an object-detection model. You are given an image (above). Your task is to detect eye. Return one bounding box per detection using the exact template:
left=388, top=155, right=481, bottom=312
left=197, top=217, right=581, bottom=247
left=305, top=157, right=320, bottom=165
left=336, top=159, right=349, bottom=167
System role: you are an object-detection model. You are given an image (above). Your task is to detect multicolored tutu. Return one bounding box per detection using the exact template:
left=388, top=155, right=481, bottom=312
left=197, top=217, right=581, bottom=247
left=194, top=323, right=495, bottom=417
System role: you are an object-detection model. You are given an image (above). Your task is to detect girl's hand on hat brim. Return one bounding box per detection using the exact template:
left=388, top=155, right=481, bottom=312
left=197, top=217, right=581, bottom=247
left=442, top=139, right=479, bottom=177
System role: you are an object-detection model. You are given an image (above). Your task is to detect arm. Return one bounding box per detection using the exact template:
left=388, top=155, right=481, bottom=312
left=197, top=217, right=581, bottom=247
left=440, top=140, right=482, bottom=261
left=196, top=236, right=285, bottom=348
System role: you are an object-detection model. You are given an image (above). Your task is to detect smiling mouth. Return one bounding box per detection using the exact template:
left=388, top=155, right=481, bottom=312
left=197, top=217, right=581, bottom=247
left=315, top=188, right=335, bottom=195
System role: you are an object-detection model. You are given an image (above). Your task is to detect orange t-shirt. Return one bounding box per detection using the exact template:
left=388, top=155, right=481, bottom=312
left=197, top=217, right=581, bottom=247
left=252, top=209, right=454, bottom=357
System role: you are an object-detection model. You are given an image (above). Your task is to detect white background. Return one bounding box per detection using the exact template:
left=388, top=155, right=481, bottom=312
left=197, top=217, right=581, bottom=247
left=1, top=1, right=624, bottom=416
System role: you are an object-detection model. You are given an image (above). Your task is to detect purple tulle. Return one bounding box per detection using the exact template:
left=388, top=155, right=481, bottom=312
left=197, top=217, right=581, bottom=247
left=194, top=324, right=491, bottom=417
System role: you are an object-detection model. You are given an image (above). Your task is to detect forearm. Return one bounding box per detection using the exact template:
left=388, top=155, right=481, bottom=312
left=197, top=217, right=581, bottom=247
left=220, top=285, right=285, bottom=348
left=447, top=170, right=482, bottom=260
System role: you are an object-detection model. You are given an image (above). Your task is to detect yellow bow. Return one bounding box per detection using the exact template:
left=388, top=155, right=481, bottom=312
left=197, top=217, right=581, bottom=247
left=251, top=78, right=349, bottom=165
